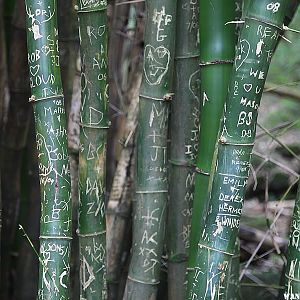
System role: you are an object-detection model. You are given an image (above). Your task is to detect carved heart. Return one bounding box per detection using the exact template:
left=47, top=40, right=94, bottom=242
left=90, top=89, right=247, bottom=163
left=30, top=64, right=40, bottom=76
left=235, top=39, right=250, bottom=71
left=41, top=45, right=51, bottom=56
left=143, top=45, right=170, bottom=86
left=243, top=83, right=252, bottom=93
left=189, top=69, right=201, bottom=103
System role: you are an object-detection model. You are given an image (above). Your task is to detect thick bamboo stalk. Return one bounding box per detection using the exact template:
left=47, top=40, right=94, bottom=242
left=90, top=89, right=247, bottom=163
left=187, top=1, right=288, bottom=299
left=166, top=1, right=200, bottom=299
left=76, top=1, right=109, bottom=299
left=123, top=1, right=177, bottom=299
left=24, top=0, right=72, bottom=298
left=188, top=0, right=237, bottom=274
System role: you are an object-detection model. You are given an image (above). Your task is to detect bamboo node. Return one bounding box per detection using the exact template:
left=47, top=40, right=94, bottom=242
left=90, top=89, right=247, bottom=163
left=29, top=94, right=64, bottom=103
left=39, top=235, right=72, bottom=240
left=127, top=276, right=160, bottom=285
left=219, top=136, right=227, bottom=144
left=29, top=95, right=36, bottom=102
left=198, top=243, right=234, bottom=256
left=163, top=93, right=174, bottom=101
left=79, top=122, right=110, bottom=129
left=199, top=60, right=233, bottom=67
left=195, top=167, right=210, bottom=176
left=245, top=16, right=283, bottom=32
left=77, top=230, right=106, bottom=237
left=169, top=159, right=192, bottom=168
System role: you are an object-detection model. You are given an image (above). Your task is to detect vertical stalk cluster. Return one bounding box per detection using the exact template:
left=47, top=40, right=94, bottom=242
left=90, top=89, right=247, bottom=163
left=167, top=0, right=200, bottom=299
left=24, top=0, right=72, bottom=299
left=76, top=0, right=109, bottom=299
left=123, top=1, right=177, bottom=299
left=187, top=0, right=288, bottom=299
left=188, top=0, right=237, bottom=274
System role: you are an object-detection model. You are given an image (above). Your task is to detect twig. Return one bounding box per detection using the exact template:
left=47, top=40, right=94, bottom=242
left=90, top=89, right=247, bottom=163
left=239, top=207, right=284, bottom=281
left=264, top=82, right=300, bottom=102
left=257, top=123, right=300, bottom=163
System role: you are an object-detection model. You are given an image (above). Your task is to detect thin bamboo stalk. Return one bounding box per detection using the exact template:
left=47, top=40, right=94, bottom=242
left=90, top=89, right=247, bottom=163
left=76, top=1, right=109, bottom=299
left=187, top=1, right=288, bottom=298
left=123, top=1, right=177, bottom=299
left=24, top=0, right=72, bottom=298
left=166, top=1, right=200, bottom=299
left=284, top=187, right=300, bottom=299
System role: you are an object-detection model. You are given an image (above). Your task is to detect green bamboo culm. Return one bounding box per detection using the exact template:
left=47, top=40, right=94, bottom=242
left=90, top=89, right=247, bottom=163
left=123, top=1, right=177, bottom=299
left=76, top=1, right=109, bottom=299
left=285, top=186, right=300, bottom=297
left=187, top=0, right=288, bottom=299
left=187, top=0, right=237, bottom=274
left=166, top=0, right=200, bottom=299
left=24, top=0, right=72, bottom=299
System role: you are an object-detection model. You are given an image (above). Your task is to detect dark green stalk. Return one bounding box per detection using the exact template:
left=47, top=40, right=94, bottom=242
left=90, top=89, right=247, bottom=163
left=284, top=169, right=300, bottom=296
left=123, top=1, right=177, bottom=299
left=226, top=239, right=240, bottom=300
left=188, top=0, right=237, bottom=274
left=0, top=0, right=4, bottom=286
left=76, top=1, right=109, bottom=299
left=187, top=1, right=288, bottom=299
left=24, top=0, right=72, bottom=298
left=166, top=1, right=200, bottom=299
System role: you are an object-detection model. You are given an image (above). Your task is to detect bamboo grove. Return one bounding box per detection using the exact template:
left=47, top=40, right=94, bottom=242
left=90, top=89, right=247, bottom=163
left=1, top=0, right=300, bottom=299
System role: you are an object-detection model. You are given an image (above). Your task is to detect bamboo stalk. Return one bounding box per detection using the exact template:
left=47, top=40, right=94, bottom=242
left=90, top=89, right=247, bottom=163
left=187, top=1, right=288, bottom=299
left=123, top=1, right=177, bottom=299
left=76, top=1, right=109, bottom=299
left=0, top=0, right=5, bottom=288
left=24, top=0, right=72, bottom=298
left=284, top=186, right=300, bottom=299
left=188, top=0, right=237, bottom=277
left=166, top=1, right=200, bottom=299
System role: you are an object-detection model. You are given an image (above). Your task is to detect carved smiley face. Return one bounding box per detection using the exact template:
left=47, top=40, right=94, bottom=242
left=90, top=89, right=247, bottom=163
left=143, top=45, right=170, bottom=86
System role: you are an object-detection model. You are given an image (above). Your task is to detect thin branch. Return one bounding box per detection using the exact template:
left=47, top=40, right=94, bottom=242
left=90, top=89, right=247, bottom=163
left=264, top=82, right=300, bottom=102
